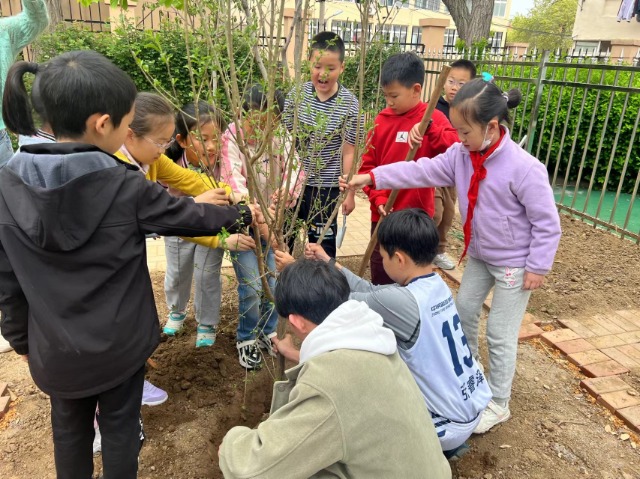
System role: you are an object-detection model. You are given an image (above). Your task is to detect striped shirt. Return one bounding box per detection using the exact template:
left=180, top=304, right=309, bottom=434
left=283, top=82, right=362, bottom=187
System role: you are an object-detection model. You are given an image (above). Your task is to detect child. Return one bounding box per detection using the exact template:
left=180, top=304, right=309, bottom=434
left=345, top=78, right=562, bottom=434
left=220, top=259, right=451, bottom=478
left=162, top=100, right=255, bottom=347
left=0, top=0, right=49, bottom=165
left=358, top=52, right=458, bottom=284
left=0, top=51, right=255, bottom=478
left=288, top=209, right=492, bottom=455
left=432, top=59, right=477, bottom=271
left=220, top=85, right=303, bottom=369
left=282, top=31, right=362, bottom=258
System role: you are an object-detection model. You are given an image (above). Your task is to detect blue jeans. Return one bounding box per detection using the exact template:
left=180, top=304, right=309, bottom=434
left=0, top=130, right=14, bottom=166
left=231, top=247, right=278, bottom=341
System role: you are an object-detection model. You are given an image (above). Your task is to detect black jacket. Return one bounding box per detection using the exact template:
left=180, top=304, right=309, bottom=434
left=436, top=96, right=450, bottom=120
left=0, top=143, right=251, bottom=398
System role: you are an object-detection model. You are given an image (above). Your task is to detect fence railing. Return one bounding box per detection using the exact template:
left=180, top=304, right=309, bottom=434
left=424, top=50, right=640, bottom=243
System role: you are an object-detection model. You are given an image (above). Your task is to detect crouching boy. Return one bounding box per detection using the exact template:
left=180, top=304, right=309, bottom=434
left=301, top=209, right=492, bottom=455
left=218, top=259, right=451, bottom=479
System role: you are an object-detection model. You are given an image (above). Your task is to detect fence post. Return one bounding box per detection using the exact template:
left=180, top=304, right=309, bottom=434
left=526, top=50, right=550, bottom=154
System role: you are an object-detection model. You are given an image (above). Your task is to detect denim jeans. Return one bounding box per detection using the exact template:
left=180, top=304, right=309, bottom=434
left=231, top=247, right=278, bottom=341
left=0, top=129, right=14, bottom=166
left=164, top=236, right=223, bottom=327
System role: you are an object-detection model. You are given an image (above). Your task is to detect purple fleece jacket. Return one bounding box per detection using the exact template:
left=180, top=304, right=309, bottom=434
left=372, top=128, right=561, bottom=274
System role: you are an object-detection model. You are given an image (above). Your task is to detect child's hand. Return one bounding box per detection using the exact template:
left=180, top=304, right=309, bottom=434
left=377, top=205, right=393, bottom=217
left=408, top=122, right=424, bottom=149
left=523, top=271, right=545, bottom=290
left=272, top=334, right=300, bottom=363
left=194, top=188, right=230, bottom=206
left=304, top=243, right=331, bottom=262
left=340, top=174, right=372, bottom=191
left=342, top=191, right=356, bottom=215
left=274, top=249, right=295, bottom=271
left=224, top=234, right=255, bottom=252
left=247, top=203, right=264, bottom=225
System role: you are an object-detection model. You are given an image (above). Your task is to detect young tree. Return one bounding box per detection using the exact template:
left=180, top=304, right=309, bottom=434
left=510, top=0, right=577, bottom=51
left=441, top=0, right=495, bottom=46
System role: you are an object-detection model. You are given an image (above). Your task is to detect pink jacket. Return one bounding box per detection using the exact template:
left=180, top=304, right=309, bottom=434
left=372, top=128, right=561, bottom=274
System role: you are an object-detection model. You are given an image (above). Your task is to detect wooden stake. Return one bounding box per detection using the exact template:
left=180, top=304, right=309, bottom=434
left=357, top=65, right=452, bottom=277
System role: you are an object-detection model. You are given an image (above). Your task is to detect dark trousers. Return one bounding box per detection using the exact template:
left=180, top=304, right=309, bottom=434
left=370, top=222, right=394, bottom=285
left=288, top=186, right=340, bottom=258
left=50, top=365, right=145, bottom=479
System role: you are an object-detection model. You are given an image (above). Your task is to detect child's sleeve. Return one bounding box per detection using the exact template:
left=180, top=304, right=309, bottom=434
left=134, top=174, right=252, bottom=237
left=372, top=144, right=459, bottom=190
left=424, top=109, right=459, bottom=155
left=4, top=0, right=49, bottom=55
left=517, top=162, right=562, bottom=275
left=358, top=127, right=390, bottom=210
left=155, top=155, right=218, bottom=197
left=180, top=235, right=219, bottom=249
left=281, top=88, right=297, bottom=134
left=0, top=243, right=29, bottom=355
left=219, top=128, right=249, bottom=203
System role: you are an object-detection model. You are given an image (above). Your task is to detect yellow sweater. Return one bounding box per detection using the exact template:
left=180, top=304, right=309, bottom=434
left=115, top=152, right=231, bottom=249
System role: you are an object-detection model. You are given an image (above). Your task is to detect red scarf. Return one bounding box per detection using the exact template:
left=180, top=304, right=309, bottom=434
left=459, top=129, right=505, bottom=264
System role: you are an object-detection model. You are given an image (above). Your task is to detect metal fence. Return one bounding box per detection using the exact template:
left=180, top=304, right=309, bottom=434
left=424, top=49, right=640, bottom=244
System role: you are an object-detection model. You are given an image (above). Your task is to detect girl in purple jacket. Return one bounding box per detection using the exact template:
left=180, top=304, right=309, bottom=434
left=345, top=78, right=561, bottom=434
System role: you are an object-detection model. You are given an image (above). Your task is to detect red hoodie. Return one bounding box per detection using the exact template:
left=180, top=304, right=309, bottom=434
left=359, top=102, right=459, bottom=222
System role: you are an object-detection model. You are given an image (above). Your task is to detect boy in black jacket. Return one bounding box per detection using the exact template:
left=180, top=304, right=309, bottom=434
left=0, top=51, right=256, bottom=479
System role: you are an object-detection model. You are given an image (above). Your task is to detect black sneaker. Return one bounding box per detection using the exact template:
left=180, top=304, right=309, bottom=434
left=236, top=340, right=263, bottom=370
left=256, top=332, right=277, bottom=358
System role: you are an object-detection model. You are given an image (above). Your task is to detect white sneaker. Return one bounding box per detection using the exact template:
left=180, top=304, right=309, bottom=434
left=473, top=400, right=511, bottom=434
left=433, top=253, right=456, bottom=270
left=93, top=425, right=102, bottom=455
left=0, top=335, right=13, bottom=353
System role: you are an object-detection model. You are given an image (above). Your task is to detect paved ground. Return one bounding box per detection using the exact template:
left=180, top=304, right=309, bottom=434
left=145, top=194, right=373, bottom=272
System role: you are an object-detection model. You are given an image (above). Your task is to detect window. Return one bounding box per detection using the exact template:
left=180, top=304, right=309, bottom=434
left=489, top=32, right=503, bottom=49
left=444, top=28, right=458, bottom=46
left=308, top=19, right=320, bottom=39
left=415, top=0, right=440, bottom=11
left=372, top=24, right=407, bottom=44
left=574, top=41, right=600, bottom=54
left=332, top=20, right=359, bottom=44
left=379, top=0, right=395, bottom=6
left=411, top=25, right=422, bottom=45
left=493, top=0, right=507, bottom=17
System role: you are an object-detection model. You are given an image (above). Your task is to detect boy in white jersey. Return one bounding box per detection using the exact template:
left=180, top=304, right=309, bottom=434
left=277, top=208, right=492, bottom=455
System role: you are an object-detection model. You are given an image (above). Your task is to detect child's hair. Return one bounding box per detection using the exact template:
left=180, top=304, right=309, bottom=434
left=309, top=31, right=345, bottom=62
left=377, top=209, right=439, bottom=266
left=129, top=92, right=175, bottom=138
left=449, top=59, right=477, bottom=78
left=30, top=75, right=49, bottom=127
left=451, top=78, right=522, bottom=126
left=3, top=50, right=136, bottom=138
left=275, top=259, right=350, bottom=325
left=380, top=52, right=425, bottom=88
left=242, top=84, right=285, bottom=115
left=166, top=101, right=227, bottom=161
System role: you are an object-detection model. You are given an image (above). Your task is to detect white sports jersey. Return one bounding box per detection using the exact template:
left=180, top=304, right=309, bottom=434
left=402, top=274, right=492, bottom=428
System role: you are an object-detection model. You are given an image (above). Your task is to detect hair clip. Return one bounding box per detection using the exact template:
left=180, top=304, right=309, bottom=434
left=481, top=72, right=494, bottom=82
left=502, top=92, right=509, bottom=101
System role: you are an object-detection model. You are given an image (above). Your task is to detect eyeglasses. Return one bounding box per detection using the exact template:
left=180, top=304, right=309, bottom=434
left=446, top=78, right=467, bottom=88
left=143, top=136, right=175, bottom=150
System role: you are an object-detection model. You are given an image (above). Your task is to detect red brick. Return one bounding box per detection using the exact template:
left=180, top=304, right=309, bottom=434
left=541, top=329, right=581, bottom=346
left=0, top=382, right=7, bottom=397
left=602, top=313, right=640, bottom=333
left=597, top=390, right=640, bottom=413
left=601, top=347, right=640, bottom=369
left=519, top=323, right=544, bottom=342
left=580, top=376, right=631, bottom=397
left=592, top=314, right=626, bottom=334
left=582, top=360, right=630, bottom=378
left=0, top=395, right=9, bottom=420
left=522, top=313, right=541, bottom=326
left=554, top=338, right=596, bottom=355
left=568, top=349, right=611, bottom=366
left=587, top=335, right=627, bottom=349
left=557, top=318, right=597, bottom=338
left=616, top=405, right=640, bottom=433
left=616, top=310, right=640, bottom=330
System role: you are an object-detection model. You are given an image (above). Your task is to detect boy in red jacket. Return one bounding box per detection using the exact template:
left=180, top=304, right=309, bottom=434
left=359, top=52, right=458, bottom=284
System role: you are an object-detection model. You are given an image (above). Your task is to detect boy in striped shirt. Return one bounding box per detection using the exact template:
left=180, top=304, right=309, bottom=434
left=282, top=31, right=362, bottom=257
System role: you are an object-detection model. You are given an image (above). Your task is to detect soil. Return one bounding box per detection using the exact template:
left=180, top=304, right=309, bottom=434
left=1, top=215, right=640, bottom=479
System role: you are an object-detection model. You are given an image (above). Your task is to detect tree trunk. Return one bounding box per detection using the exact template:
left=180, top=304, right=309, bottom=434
left=442, top=0, right=494, bottom=46
left=45, top=0, right=63, bottom=27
